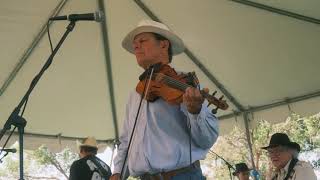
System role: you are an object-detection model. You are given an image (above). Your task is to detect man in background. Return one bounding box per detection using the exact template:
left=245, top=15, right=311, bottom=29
left=69, top=136, right=111, bottom=180
left=262, top=133, right=316, bottom=180
left=233, top=163, right=250, bottom=180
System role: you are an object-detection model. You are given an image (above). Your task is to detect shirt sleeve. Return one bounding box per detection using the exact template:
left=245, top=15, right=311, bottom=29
left=180, top=101, right=219, bottom=149
left=112, top=100, right=131, bottom=174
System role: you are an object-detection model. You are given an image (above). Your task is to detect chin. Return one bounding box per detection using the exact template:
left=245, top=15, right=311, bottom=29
left=136, top=60, right=146, bottom=68
left=273, top=162, right=285, bottom=169
left=271, top=160, right=279, bottom=166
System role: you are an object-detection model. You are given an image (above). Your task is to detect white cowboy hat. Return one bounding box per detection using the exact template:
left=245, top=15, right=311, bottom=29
left=122, top=19, right=185, bottom=55
left=76, top=136, right=98, bottom=149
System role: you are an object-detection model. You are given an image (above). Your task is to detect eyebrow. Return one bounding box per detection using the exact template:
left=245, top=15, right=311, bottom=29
left=134, top=36, right=148, bottom=42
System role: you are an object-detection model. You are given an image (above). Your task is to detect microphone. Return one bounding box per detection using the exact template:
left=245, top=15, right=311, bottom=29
left=1, top=148, right=17, bottom=153
left=49, top=11, right=104, bottom=22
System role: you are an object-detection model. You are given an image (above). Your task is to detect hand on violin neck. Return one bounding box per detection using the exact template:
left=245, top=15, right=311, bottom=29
left=183, top=87, right=205, bottom=114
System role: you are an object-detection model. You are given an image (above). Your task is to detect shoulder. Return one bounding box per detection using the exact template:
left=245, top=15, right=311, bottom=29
left=69, top=159, right=87, bottom=180
left=294, top=160, right=316, bottom=178
left=295, top=160, right=314, bottom=169
left=71, top=158, right=90, bottom=170
left=70, top=159, right=82, bottom=168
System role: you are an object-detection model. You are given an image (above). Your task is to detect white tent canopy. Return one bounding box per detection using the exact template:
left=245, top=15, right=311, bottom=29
left=1, top=0, right=320, bottom=153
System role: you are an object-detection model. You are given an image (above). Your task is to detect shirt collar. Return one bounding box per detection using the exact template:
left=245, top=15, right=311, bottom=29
left=280, top=159, right=292, bottom=174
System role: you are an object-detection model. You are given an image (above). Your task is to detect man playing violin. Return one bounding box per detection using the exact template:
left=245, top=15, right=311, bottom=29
left=110, top=20, right=219, bottom=180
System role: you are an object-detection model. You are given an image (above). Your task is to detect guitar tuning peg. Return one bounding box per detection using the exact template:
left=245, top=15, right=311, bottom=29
left=219, top=95, right=224, bottom=100
left=207, top=102, right=212, bottom=107
left=212, top=91, right=217, bottom=96
left=211, top=106, right=219, bottom=114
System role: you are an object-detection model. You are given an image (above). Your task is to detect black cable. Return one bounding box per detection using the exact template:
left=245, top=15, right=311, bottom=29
left=187, top=118, right=192, bottom=180
left=20, top=97, right=28, bottom=117
left=187, top=76, right=201, bottom=180
left=47, top=21, right=54, bottom=53
left=0, top=127, right=16, bottom=156
left=0, top=152, right=9, bottom=163
left=188, top=121, right=191, bottom=165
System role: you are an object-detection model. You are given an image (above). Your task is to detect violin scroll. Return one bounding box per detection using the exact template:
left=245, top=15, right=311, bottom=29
left=200, top=89, right=228, bottom=114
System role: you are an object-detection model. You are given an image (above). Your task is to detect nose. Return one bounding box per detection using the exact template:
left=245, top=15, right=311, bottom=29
left=133, top=41, right=140, bottom=51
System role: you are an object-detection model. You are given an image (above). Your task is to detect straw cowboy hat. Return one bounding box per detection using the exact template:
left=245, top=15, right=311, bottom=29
left=122, top=19, right=185, bottom=55
left=261, top=133, right=300, bottom=152
left=76, top=136, right=98, bottom=149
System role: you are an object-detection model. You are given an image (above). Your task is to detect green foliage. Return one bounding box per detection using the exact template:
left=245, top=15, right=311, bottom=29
left=58, top=147, right=79, bottom=172
left=33, top=145, right=55, bottom=165
left=203, top=112, right=320, bottom=179
left=0, top=145, right=80, bottom=179
left=0, top=154, right=19, bottom=179
left=33, top=145, right=78, bottom=178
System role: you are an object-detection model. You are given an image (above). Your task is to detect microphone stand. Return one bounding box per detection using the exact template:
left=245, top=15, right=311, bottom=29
left=0, top=20, right=77, bottom=180
left=209, top=150, right=235, bottom=180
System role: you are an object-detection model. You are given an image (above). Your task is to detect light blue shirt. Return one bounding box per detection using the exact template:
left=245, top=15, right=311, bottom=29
left=113, top=90, right=219, bottom=176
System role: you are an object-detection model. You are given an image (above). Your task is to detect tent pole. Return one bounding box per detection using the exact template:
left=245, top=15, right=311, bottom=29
left=219, top=90, right=320, bottom=120
left=230, top=0, right=320, bottom=25
left=98, top=0, right=119, bottom=140
left=243, top=112, right=256, bottom=170
left=0, top=130, right=114, bottom=144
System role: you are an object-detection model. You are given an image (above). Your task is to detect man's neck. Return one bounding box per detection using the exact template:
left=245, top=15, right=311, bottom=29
left=81, top=153, right=95, bottom=159
left=146, top=60, right=168, bottom=68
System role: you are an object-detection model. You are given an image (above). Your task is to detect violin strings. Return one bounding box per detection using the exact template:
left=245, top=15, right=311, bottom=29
left=165, top=75, right=218, bottom=98
left=162, top=74, right=189, bottom=88
left=161, top=74, right=224, bottom=108
left=160, top=74, right=229, bottom=110
left=166, top=78, right=191, bottom=90
left=163, top=75, right=191, bottom=90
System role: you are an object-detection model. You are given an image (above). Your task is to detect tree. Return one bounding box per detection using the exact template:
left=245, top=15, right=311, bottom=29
left=203, top=112, right=320, bottom=179
left=0, top=148, right=54, bottom=179
left=0, top=152, right=19, bottom=179
left=33, top=145, right=78, bottom=179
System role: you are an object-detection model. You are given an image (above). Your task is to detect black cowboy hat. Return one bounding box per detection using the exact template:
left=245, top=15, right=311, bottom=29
left=232, top=163, right=250, bottom=176
left=261, top=133, right=300, bottom=152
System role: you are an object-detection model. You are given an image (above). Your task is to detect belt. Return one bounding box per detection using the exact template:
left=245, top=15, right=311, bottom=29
left=140, top=160, right=200, bottom=180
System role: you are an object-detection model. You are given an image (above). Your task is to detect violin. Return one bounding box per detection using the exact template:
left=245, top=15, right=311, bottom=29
left=136, top=63, right=228, bottom=114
